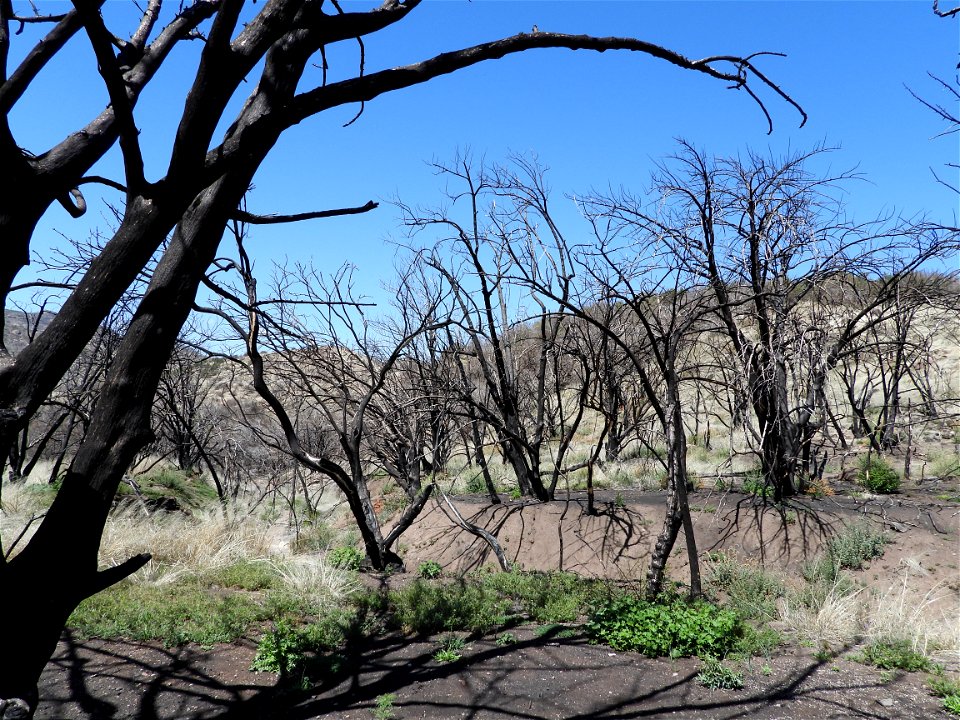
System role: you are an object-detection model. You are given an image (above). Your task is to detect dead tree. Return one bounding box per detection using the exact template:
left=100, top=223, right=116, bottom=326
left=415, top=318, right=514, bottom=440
left=591, top=142, right=959, bottom=501
left=0, top=0, right=803, bottom=712
left=203, top=236, right=444, bottom=570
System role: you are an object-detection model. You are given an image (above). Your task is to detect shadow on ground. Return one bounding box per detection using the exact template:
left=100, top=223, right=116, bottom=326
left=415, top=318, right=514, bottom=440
left=38, top=627, right=948, bottom=719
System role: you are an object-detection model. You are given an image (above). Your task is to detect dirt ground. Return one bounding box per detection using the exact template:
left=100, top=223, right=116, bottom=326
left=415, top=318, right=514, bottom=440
left=36, top=484, right=960, bottom=719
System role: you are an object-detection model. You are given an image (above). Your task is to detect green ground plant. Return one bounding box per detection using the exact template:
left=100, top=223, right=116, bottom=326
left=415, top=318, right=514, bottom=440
left=390, top=578, right=511, bottom=635
left=856, top=639, right=934, bottom=672
left=705, top=552, right=785, bottom=623
left=373, top=693, right=397, bottom=720
left=251, top=612, right=353, bottom=682
left=587, top=593, right=742, bottom=658
left=69, top=579, right=270, bottom=647
left=484, top=570, right=607, bottom=624
left=433, top=634, right=465, bottom=663
left=696, top=655, right=744, bottom=690
left=328, top=545, right=365, bottom=571
left=929, top=673, right=960, bottom=716
left=418, top=560, right=443, bottom=579
left=858, top=457, right=901, bottom=494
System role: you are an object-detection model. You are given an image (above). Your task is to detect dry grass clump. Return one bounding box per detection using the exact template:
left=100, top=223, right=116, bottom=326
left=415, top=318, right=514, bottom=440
left=777, top=578, right=866, bottom=647
left=865, top=568, right=960, bottom=665
left=267, top=555, right=360, bottom=613
left=99, top=504, right=273, bottom=585
left=0, top=479, right=56, bottom=559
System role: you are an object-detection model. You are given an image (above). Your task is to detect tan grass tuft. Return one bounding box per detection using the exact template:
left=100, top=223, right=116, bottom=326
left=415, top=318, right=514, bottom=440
left=99, top=504, right=272, bottom=585
left=778, top=579, right=865, bottom=648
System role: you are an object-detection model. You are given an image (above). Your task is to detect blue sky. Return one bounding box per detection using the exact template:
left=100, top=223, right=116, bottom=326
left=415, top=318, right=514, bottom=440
left=8, top=1, right=959, bottom=305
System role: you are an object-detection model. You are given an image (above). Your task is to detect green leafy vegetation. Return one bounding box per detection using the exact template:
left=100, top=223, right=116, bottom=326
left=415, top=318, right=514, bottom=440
left=705, top=551, right=785, bottom=623
left=483, top=570, right=607, bottom=624
left=327, top=545, right=365, bottom=571
left=586, top=593, right=742, bottom=658
left=857, top=457, right=901, bottom=494
left=418, top=560, right=443, bottom=579
left=802, top=521, right=888, bottom=587
left=433, top=634, right=466, bottom=663
left=373, top=693, right=397, bottom=720
left=390, top=578, right=511, bottom=635
left=122, top=468, right=220, bottom=508
left=69, top=580, right=269, bottom=647
left=855, top=639, right=933, bottom=672
left=741, top=469, right=773, bottom=499
left=251, top=612, right=352, bottom=684
left=696, top=655, right=744, bottom=690
left=929, top=674, right=960, bottom=716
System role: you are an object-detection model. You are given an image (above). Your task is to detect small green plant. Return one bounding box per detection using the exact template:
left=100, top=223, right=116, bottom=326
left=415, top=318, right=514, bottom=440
left=509, top=486, right=522, bottom=500
left=587, top=593, right=742, bottom=658
left=292, top=519, right=336, bottom=553
left=484, top=570, right=606, bottom=624
left=373, top=693, right=397, bottom=720
left=858, top=456, right=900, bottom=494
left=251, top=620, right=306, bottom=677
left=433, top=634, right=465, bottom=663
left=696, top=655, right=744, bottom=690
left=533, top=623, right=577, bottom=639
left=761, top=664, right=773, bottom=677
left=328, top=545, right=364, bottom=571
left=465, top=473, right=487, bottom=495
left=613, top=491, right=626, bottom=509
left=418, top=560, right=443, bottom=579
left=742, top=472, right=773, bottom=499
left=826, top=522, right=888, bottom=571
left=705, top=551, right=784, bottom=622
left=856, top=639, right=932, bottom=672
left=929, top=674, right=960, bottom=715
left=495, top=631, right=516, bottom=646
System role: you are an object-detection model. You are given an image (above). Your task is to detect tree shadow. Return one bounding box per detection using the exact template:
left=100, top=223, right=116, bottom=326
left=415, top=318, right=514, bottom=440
left=39, top=627, right=921, bottom=720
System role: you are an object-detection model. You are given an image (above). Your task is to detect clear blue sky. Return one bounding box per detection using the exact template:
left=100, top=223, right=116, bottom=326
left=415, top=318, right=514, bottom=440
left=9, top=1, right=959, bottom=305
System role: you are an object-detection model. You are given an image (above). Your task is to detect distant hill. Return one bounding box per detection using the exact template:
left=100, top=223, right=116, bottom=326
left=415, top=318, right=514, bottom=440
left=3, top=310, right=54, bottom=355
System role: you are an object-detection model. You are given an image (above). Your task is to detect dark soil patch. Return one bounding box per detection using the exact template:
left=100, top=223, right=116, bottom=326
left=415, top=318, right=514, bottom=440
left=38, top=627, right=952, bottom=719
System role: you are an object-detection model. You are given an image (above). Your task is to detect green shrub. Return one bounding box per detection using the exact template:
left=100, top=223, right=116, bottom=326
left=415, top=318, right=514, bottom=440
left=705, top=552, right=784, bottom=622
left=132, top=468, right=220, bottom=507
left=373, top=693, right=397, bottom=720
left=465, top=473, right=488, bottom=495
left=858, top=457, right=900, bottom=494
left=857, top=639, right=932, bottom=672
left=697, top=655, right=744, bottom=689
left=327, top=545, right=364, bottom=571
left=484, top=570, right=605, bottom=624
left=292, top=520, right=336, bottom=553
left=391, top=579, right=511, bottom=635
left=826, top=522, right=888, bottom=571
left=742, top=470, right=773, bottom=499
left=251, top=612, right=353, bottom=681
left=251, top=619, right=308, bottom=676
left=418, top=560, right=443, bottom=579
left=586, top=594, right=742, bottom=658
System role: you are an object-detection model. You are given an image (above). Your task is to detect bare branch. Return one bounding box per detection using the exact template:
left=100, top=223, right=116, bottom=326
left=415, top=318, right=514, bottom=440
left=231, top=199, right=377, bottom=225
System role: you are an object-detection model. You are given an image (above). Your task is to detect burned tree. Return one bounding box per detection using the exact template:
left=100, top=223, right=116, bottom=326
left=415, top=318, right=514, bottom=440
left=0, top=0, right=801, bottom=712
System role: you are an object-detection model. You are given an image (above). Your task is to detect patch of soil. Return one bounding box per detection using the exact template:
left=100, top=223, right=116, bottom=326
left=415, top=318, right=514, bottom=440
left=398, top=487, right=960, bottom=607
left=38, top=628, right=954, bottom=719
left=36, top=487, right=959, bottom=719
